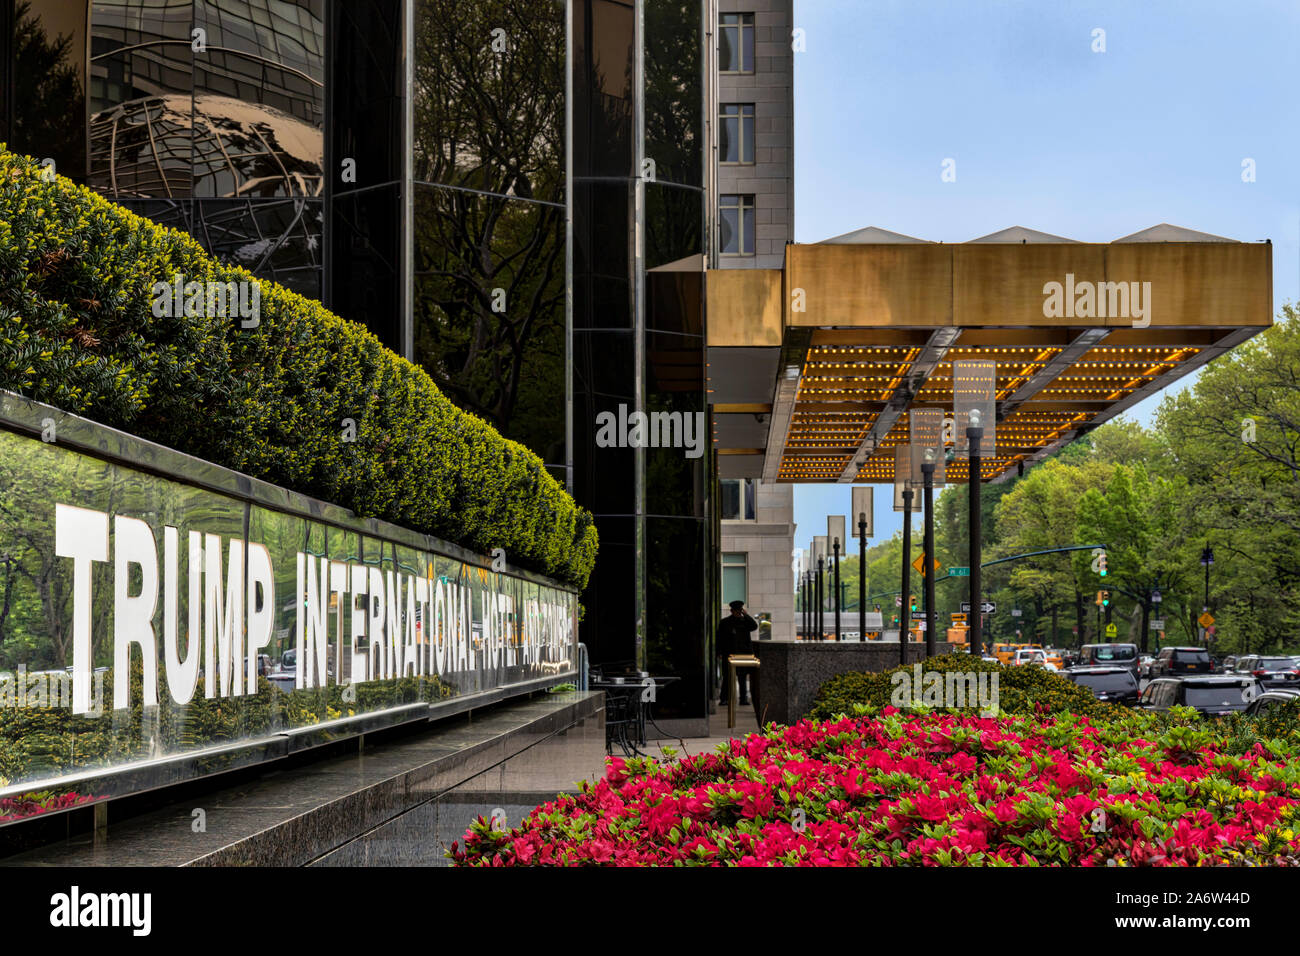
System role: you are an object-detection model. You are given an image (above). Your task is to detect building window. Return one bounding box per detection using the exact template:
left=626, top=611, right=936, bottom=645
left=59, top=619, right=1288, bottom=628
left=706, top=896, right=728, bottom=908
left=719, top=104, right=755, bottom=164
left=722, top=552, right=748, bottom=606
left=719, top=13, right=755, bottom=73
left=720, top=478, right=756, bottom=520
left=719, top=194, right=755, bottom=256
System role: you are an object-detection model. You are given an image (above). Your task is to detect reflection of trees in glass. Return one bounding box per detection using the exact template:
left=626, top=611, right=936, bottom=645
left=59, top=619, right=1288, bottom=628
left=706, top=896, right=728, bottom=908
left=10, top=1, right=87, bottom=183
left=411, top=0, right=566, bottom=464
left=413, top=182, right=565, bottom=465
left=413, top=0, right=563, bottom=202
left=644, top=0, right=702, bottom=186
left=0, top=439, right=104, bottom=669
left=645, top=184, right=703, bottom=271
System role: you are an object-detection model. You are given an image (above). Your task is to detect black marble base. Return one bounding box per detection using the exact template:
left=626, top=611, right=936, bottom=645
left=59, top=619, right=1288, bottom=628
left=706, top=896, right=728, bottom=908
left=2, top=692, right=604, bottom=867
left=753, top=641, right=953, bottom=725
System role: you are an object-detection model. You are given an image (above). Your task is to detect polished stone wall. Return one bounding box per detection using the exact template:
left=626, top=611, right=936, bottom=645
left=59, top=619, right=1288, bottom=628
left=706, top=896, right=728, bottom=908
left=752, top=641, right=955, bottom=725
left=1, top=691, right=603, bottom=865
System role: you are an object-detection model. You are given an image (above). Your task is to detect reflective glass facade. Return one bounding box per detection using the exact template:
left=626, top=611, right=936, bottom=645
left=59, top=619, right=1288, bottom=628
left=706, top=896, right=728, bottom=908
left=571, top=0, right=711, bottom=726
left=1, top=0, right=720, bottom=730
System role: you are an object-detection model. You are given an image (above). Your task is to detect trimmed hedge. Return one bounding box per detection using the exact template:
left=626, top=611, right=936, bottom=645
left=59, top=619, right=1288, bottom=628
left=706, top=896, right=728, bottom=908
left=0, top=148, right=596, bottom=588
left=808, top=655, right=1119, bottom=722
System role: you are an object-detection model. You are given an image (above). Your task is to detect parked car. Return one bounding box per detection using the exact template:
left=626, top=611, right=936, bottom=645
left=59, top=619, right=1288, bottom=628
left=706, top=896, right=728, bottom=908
left=1139, top=676, right=1259, bottom=716
left=1012, top=648, right=1060, bottom=671
left=1244, top=688, right=1300, bottom=717
left=1221, top=655, right=1237, bottom=673
left=1077, top=643, right=1140, bottom=679
left=1067, top=666, right=1140, bottom=706
left=1233, top=655, right=1300, bottom=690
left=1151, top=646, right=1212, bottom=678
left=268, top=647, right=297, bottom=692
left=1138, top=655, right=1157, bottom=679
left=992, top=643, right=1019, bottom=665
left=1041, top=648, right=1067, bottom=670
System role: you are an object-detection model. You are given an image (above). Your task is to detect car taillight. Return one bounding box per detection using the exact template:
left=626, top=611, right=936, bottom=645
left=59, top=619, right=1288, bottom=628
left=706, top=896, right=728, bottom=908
left=1253, top=670, right=1268, bottom=677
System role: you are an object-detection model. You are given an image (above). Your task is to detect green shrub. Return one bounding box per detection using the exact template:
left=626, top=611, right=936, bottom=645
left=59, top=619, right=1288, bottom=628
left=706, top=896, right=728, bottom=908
left=0, top=148, right=596, bottom=587
left=807, top=655, right=1119, bottom=721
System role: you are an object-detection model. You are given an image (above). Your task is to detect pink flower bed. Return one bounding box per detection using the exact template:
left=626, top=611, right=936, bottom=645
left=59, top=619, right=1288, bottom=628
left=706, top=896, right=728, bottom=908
left=452, top=709, right=1300, bottom=866
left=0, top=790, right=97, bottom=824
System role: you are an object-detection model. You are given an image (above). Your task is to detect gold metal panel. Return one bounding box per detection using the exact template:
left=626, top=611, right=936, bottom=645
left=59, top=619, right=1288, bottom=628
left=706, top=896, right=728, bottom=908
left=785, top=244, right=953, bottom=328
left=705, top=269, right=783, bottom=346
left=722, top=237, right=1273, bottom=483
left=1102, top=242, right=1273, bottom=328
left=953, top=244, right=1107, bottom=328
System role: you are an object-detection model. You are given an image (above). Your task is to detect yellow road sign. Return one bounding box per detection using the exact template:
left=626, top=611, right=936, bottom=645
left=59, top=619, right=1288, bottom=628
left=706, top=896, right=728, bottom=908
left=1105, top=623, right=1118, bottom=638
left=1198, top=611, right=1215, bottom=628
left=912, top=553, right=942, bottom=575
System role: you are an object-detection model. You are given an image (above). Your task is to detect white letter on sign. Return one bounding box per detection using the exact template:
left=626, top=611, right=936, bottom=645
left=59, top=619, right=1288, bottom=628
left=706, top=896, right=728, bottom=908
left=246, top=543, right=274, bottom=689
left=56, top=505, right=109, bottom=715
left=114, top=515, right=160, bottom=709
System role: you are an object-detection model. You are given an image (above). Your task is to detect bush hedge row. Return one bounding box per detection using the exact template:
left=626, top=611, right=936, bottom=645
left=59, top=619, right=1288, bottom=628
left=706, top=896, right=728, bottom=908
left=0, top=148, right=596, bottom=588
left=807, top=655, right=1119, bottom=721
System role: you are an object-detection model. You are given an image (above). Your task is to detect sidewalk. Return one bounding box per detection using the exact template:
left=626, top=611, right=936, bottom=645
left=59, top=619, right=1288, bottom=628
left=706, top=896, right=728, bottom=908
left=639, top=700, right=761, bottom=763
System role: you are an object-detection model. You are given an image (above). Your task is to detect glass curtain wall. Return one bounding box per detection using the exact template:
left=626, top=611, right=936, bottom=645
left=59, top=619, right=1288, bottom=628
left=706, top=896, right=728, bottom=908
left=573, top=0, right=708, bottom=724
left=2, top=1, right=325, bottom=296
left=411, top=0, right=567, bottom=481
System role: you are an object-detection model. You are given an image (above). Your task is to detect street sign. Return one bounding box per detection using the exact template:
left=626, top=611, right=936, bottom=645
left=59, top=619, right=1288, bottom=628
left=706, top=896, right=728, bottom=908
left=1105, top=623, right=1118, bottom=638
left=912, top=553, right=942, bottom=575
left=951, top=612, right=967, bottom=623
left=1011, top=608, right=1022, bottom=618
left=1198, top=611, right=1215, bottom=628
left=910, top=610, right=927, bottom=621
left=1150, top=618, right=1166, bottom=630
left=895, top=596, right=902, bottom=608
left=949, top=566, right=970, bottom=577
left=960, top=601, right=996, bottom=614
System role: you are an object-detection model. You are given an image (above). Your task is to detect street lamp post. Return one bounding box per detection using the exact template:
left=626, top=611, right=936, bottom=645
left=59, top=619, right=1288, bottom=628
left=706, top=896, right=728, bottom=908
left=799, top=568, right=807, bottom=639
left=1200, top=544, right=1214, bottom=645
left=816, top=557, right=824, bottom=641
left=805, top=569, right=812, bottom=640
left=922, top=453, right=937, bottom=657
left=814, top=535, right=827, bottom=641
left=954, top=360, right=996, bottom=659
left=912, top=409, right=944, bottom=659
left=1150, top=583, right=1163, bottom=653
left=832, top=537, right=842, bottom=640
left=900, top=488, right=912, bottom=664
left=853, top=486, right=873, bottom=643
left=829, top=516, right=845, bottom=641
left=894, top=444, right=918, bottom=665
left=858, top=521, right=867, bottom=640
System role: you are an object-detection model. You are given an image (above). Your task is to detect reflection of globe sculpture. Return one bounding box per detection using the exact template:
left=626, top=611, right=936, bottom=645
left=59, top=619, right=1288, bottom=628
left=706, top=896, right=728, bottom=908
left=88, top=93, right=324, bottom=295
left=89, top=93, right=322, bottom=200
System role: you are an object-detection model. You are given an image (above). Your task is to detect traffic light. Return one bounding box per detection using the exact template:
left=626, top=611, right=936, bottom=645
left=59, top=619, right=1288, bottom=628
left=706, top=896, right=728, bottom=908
left=1101, top=590, right=1110, bottom=607
left=909, top=594, right=917, bottom=612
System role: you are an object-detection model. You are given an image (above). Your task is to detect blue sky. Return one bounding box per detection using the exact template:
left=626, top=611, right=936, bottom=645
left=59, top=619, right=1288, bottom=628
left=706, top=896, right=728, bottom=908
left=789, top=0, right=1300, bottom=553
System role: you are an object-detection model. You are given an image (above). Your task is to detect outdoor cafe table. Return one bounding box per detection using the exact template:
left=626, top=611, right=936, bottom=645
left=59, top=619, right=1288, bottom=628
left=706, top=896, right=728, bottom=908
left=589, top=675, right=680, bottom=756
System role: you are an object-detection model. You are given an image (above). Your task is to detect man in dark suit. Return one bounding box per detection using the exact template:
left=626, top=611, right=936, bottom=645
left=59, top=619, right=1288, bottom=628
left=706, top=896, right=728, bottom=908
left=717, top=600, right=758, bottom=705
